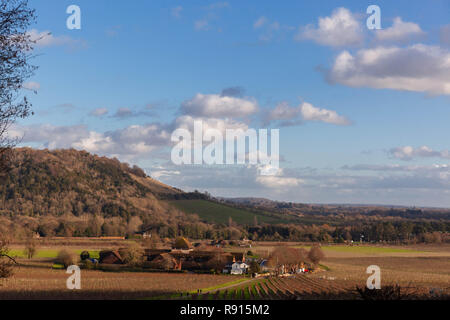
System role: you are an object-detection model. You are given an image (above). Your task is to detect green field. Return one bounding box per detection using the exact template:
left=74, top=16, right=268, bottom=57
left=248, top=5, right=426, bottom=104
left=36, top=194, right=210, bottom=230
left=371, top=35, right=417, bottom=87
left=10, top=249, right=100, bottom=259
left=295, top=245, right=423, bottom=254
left=170, top=199, right=294, bottom=225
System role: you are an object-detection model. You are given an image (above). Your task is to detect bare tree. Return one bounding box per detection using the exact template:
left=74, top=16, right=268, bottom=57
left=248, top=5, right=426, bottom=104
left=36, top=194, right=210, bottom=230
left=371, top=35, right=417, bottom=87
left=0, top=0, right=36, bottom=173
left=308, top=244, right=325, bottom=265
left=23, top=233, right=38, bottom=259
left=268, top=246, right=306, bottom=274
left=0, top=235, right=17, bottom=278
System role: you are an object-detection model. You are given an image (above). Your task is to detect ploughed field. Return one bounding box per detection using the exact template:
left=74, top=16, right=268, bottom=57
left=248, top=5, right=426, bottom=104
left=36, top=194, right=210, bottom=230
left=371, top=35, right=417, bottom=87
left=187, top=274, right=450, bottom=300
left=0, top=262, right=234, bottom=300
left=1, top=243, right=449, bottom=299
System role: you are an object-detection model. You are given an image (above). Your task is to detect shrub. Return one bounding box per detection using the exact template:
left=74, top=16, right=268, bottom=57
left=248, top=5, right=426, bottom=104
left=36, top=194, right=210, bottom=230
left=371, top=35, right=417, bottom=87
left=308, top=244, right=325, bottom=265
left=80, top=251, right=90, bottom=261
left=174, top=237, right=192, bottom=250
left=0, top=259, right=14, bottom=279
left=0, top=236, right=14, bottom=278
left=119, top=243, right=144, bottom=266
left=355, top=284, right=412, bottom=300
left=56, top=250, right=77, bottom=268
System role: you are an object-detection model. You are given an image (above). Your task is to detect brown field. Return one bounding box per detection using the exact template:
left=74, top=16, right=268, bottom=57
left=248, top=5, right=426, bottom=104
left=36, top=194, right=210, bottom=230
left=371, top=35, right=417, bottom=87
left=1, top=241, right=449, bottom=300
left=0, top=261, right=235, bottom=300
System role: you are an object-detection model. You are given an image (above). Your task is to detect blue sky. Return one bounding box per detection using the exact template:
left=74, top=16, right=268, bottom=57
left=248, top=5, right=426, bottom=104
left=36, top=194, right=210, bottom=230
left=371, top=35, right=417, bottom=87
left=13, top=0, right=450, bottom=206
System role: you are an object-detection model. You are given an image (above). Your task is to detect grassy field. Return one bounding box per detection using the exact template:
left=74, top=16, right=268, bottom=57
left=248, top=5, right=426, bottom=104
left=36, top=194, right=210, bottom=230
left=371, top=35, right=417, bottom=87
left=169, top=199, right=293, bottom=225
left=9, top=249, right=100, bottom=259
left=295, top=245, right=423, bottom=255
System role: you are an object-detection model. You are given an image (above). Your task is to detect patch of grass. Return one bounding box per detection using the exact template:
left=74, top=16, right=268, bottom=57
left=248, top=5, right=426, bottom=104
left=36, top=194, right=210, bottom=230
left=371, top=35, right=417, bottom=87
left=295, top=245, right=423, bottom=254
left=193, top=277, right=248, bottom=293
left=10, top=249, right=100, bottom=259
left=244, top=286, right=251, bottom=299
left=169, top=199, right=295, bottom=225
left=319, top=263, right=330, bottom=271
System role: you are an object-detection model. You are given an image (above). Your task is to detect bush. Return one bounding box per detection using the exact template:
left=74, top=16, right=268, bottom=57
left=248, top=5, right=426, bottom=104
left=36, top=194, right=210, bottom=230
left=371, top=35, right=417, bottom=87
left=308, top=244, right=325, bottom=265
left=119, top=243, right=144, bottom=266
left=355, top=284, right=412, bottom=300
left=0, top=259, right=14, bottom=279
left=80, top=251, right=90, bottom=261
left=174, top=237, right=191, bottom=250
left=56, top=250, right=77, bottom=268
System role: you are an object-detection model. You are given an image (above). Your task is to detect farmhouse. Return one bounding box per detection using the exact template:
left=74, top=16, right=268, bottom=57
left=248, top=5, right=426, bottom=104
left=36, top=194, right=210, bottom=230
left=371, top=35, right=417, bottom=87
left=223, top=255, right=249, bottom=274
left=99, top=250, right=123, bottom=264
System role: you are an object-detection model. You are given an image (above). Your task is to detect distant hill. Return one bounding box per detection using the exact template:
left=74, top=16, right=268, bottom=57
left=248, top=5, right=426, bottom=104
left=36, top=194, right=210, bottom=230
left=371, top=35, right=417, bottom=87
left=0, top=148, right=181, bottom=218
left=0, top=148, right=300, bottom=238
left=0, top=148, right=448, bottom=243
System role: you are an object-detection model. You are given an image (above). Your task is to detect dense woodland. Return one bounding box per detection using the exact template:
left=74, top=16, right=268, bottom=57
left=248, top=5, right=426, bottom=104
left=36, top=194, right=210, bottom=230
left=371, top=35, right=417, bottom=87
left=0, top=148, right=448, bottom=243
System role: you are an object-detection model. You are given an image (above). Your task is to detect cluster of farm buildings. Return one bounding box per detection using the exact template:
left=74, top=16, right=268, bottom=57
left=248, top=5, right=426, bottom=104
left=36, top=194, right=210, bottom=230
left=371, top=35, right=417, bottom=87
left=94, top=238, right=309, bottom=276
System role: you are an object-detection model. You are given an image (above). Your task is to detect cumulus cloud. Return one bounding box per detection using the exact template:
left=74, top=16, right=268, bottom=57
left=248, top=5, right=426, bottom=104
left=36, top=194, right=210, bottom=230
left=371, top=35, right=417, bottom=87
left=440, top=24, right=450, bottom=46
left=389, top=146, right=450, bottom=161
left=300, top=102, right=351, bottom=125
left=72, top=124, right=170, bottom=156
left=327, top=44, right=450, bottom=95
left=9, top=124, right=90, bottom=149
left=265, top=101, right=351, bottom=126
left=181, top=93, right=258, bottom=118
left=10, top=122, right=172, bottom=160
left=256, top=168, right=303, bottom=188
left=174, top=115, right=248, bottom=137
left=295, top=7, right=363, bottom=47
left=375, top=17, right=425, bottom=43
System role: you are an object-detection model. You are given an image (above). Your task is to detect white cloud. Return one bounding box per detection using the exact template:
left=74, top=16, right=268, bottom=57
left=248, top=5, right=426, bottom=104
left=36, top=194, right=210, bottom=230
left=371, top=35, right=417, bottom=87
left=441, top=24, right=450, bottom=46
left=181, top=93, right=258, bottom=118
left=27, top=29, right=83, bottom=48
left=295, top=7, right=363, bottom=47
left=22, top=82, right=40, bottom=91
left=300, top=102, right=351, bottom=125
left=90, top=108, right=109, bottom=117
left=10, top=123, right=172, bottom=160
left=327, top=44, right=450, bottom=95
left=266, top=101, right=350, bottom=126
left=389, top=146, right=450, bottom=161
left=9, top=124, right=90, bottom=149
left=174, top=115, right=248, bottom=137
left=256, top=168, right=303, bottom=188
left=375, top=17, right=425, bottom=43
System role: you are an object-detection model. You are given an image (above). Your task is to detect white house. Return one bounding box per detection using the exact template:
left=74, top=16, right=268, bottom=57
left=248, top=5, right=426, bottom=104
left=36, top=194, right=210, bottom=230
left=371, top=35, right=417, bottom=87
left=230, top=261, right=249, bottom=275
